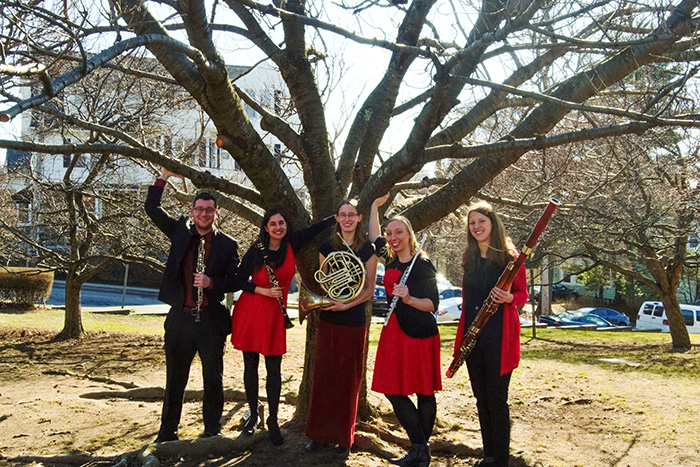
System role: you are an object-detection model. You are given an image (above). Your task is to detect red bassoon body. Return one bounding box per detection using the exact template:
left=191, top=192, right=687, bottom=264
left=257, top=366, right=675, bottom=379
left=446, top=199, right=560, bottom=378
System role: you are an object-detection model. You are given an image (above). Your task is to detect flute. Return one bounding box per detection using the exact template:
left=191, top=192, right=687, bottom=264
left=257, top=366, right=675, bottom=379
left=446, top=200, right=559, bottom=378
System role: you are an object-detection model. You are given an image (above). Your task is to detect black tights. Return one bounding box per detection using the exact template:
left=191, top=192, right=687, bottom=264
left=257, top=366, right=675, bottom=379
left=385, top=393, right=436, bottom=445
left=242, top=351, right=282, bottom=425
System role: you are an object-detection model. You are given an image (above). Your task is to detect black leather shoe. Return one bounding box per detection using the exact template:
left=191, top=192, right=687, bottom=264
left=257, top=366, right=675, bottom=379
left=200, top=431, right=222, bottom=438
left=243, top=415, right=260, bottom=436
left=389, top=444, right=430, bottom=467
left=305, top=440, right=324, bottom=452
left=153, top=434, right=178, bottom=443
left=334, top=446, right=350, bottom=459
left=267, top=417, right=284, bottom=446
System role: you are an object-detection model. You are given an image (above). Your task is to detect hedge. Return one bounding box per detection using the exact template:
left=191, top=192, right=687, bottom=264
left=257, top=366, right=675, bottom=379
left=0, top=267, right=54, bottom=306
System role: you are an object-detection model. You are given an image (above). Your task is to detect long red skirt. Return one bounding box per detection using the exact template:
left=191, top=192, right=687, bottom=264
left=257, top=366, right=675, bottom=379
left=305, top=320, right=367, bottom=448
left=371, top=313, right=442, bottom=395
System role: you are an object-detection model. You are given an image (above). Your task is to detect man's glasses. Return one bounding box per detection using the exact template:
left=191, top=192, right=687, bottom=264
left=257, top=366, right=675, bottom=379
left=193, top=207, right=216, bottom=214
left=337, top=213, right=358, bottom=219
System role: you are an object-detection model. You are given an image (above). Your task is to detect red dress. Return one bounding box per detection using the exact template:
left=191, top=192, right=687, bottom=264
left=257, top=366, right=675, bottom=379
left=231, top=245, right=295, bottom=356
left=371, top=256, right=442, bottom=396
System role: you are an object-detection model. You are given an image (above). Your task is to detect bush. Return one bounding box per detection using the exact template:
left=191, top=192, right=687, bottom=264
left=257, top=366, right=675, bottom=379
left=0, top=267, right=54, bottom=306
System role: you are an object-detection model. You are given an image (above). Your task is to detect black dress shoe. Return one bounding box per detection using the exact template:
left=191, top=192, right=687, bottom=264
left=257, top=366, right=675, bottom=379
left=200, top=431, right=222, bottom=438
left=267, top=417, right=284, bottom=446
left=305, top=440, right=323, bottom=452
left=153, top=434, right=178, bottom=443
left=243, top=415, right=260, bottom=436
left=334, top=446, right=350, bottom=459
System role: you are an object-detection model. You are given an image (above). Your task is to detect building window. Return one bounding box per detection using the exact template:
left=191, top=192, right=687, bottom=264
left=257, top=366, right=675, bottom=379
left=274, top=90, right=283, bottom=115
left=63, top=154, right=87, bottom=168
left=273, top=144, right=282, bottom=163
left=209, top=141, right=221, bottom=169
left=16, top=202, right=31, bottom=225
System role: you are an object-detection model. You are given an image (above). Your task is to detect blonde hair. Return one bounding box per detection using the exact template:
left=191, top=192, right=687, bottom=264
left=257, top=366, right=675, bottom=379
left=384, top=216, right=426, bottom=260
left=462, top=201, right=516, bottom=275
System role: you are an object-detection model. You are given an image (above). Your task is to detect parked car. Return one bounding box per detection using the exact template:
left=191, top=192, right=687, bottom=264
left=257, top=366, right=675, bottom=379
left=434, top=297, right=462, bottom=323
left=538, top=311, right=615, bottom=328
left=534, top=283, right=580, bottom=302
left=372, top=286, right=389, bottom=317
left=439, top=287, right=462, bottom=300
left=578, top=307, right=631, bottom=326
left=635, top=301, right=700, bottom=333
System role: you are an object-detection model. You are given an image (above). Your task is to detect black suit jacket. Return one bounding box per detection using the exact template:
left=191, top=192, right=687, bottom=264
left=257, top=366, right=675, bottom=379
left=145, top=184, right=239, bottom=335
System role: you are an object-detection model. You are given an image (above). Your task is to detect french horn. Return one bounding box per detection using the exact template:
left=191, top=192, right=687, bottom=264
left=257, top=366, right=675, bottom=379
left=298, top=235, right=366, bottom=323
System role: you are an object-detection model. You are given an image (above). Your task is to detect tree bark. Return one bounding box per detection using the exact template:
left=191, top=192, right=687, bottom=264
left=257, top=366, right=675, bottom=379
left=658, top=291, right=691, bottom=351
left=59, top=276, right=84, bottom=339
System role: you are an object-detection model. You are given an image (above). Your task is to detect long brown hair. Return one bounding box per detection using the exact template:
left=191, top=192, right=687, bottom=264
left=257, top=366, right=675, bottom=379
left=330, top=199, right=368, bottom=252
left=462, top=201, right=516, bottom=275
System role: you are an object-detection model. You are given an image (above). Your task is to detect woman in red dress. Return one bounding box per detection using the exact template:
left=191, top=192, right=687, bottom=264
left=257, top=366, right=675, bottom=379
left=369, top=195, right=440, bottom=467
left=305, top=199, right=377, bottom=459
left=231, top=208, right=333, bottom=445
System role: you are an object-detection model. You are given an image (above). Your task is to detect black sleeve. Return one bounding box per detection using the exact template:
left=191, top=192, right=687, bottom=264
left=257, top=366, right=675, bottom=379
left=373, top=236, right=391, bottom=262
left=233, top=246, right=260, bottom=294
left=413, top=258, right=439, bottom=311
left=289, top=216, right=336, bottom=252
left=144, top=185, right=180, bottom=238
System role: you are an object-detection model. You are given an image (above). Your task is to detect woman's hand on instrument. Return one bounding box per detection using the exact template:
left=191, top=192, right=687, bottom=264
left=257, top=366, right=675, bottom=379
left=324, top=299, right=349, bottom=312
left=490, top=286, right=513, bottom=304
left=393, top=284, right=412, bottom=303
left=261, top=286, right=283, bottom=298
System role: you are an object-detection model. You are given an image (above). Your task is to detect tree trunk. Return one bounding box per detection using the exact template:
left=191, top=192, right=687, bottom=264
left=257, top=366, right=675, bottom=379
left=59, top=276, right=85, bottom=339
left=357, top=301, right=378, bottom=421
left=659, top=291, right=691, bottom=351
left=295, top=308, right=318, bottom=422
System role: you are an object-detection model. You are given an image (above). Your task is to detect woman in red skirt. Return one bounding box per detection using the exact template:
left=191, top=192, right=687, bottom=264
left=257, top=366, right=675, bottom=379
left=305, top=199, right=378, bottom=459
left=369, top=194, right=441, bottom=467
left=232, top=208, right=333, bottom=445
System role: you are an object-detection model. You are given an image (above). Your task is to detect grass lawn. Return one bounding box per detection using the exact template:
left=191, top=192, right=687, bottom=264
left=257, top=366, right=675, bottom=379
left=2, top=306, right=699, bottom=379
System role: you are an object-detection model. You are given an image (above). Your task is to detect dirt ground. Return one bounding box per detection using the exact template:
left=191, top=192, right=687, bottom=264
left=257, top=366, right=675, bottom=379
left=1, top=321, right=700, bottom=467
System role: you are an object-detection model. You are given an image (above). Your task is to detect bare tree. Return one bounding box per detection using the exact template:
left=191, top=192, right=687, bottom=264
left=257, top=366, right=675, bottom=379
left=1, top=0, right=700, bottom=420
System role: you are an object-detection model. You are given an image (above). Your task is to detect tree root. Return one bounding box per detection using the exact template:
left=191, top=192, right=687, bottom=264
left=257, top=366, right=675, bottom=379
left=43, top=369, right=140, bottom=389
left=81, top=387, right=247, bottom=402
left=6, top=454, right=116, bottom=466
left=355, top=420, right=483, bottom=458
left=115, top=433, right=264, bottom=467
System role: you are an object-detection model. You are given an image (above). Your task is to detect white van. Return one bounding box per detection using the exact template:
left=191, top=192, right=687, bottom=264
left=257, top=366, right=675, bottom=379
left=635, top=301, right=700, bottom=333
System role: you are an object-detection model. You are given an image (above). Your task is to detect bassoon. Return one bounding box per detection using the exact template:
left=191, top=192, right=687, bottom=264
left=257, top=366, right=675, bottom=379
left=446, top=199, right=559, bottom=378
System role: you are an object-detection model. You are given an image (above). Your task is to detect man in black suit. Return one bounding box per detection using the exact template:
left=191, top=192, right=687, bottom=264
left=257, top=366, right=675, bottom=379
left=145, top=167, right=239, bottom=442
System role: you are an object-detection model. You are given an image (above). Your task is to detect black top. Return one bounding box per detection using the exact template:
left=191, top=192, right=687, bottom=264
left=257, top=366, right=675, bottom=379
left=375, top=237, right=439, bottom=338
left=462, top=256, right=505, bottom=349
left=234, top=216, right=336, bottom=294
left=318, top=238, right=376, bottom=327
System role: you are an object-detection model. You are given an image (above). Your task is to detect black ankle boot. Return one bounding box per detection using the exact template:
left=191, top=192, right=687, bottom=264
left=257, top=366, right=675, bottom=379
left=389, top=443, right=431, bottom=467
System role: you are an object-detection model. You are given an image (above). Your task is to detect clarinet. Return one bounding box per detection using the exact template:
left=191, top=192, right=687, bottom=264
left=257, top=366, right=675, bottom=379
left=383, top=234, right=428, bottom=326
left=446, top=200, right=559, bottom=378
left=257, top=241, right=294, bottom=329
left=194, top=236, right=206, bottom=323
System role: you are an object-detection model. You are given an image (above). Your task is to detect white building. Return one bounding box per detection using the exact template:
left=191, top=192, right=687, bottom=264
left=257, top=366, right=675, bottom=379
left=5, top=61, right=307, bottom=226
